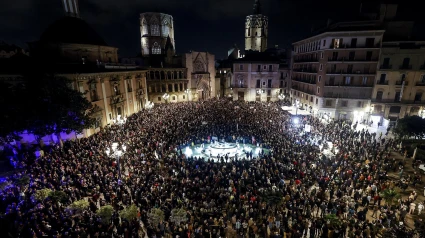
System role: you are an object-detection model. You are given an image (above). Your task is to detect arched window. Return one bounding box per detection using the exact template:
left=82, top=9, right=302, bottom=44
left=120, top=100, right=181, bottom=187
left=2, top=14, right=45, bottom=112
left=151, top=19, right=160, bottom=36
left=152, top=42, right=161, bottom=54
left=162, top=19, right=169, bottom=37
left=376, top=91, right=383, bottom=101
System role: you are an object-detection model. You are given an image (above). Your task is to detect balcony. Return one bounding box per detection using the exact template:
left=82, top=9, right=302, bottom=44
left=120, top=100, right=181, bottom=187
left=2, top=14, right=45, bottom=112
left=230, top=84, right=248, bottom=88
left=380, top=65, right=392, bottom=70
left=399, top=65, right=412, bottom=70
left=291, top=85, right=314, bottom=94
left=294, top=58, right=318, bottom=63
left=372, top=99, right=425, bottom=104
left=293, top=68, right=318, bottom=74
left=292, top=77, right=316, bottom=84
left=323, top=92, right=370, bottom=99
left=328, top=43, right=380, bottom=49
left=328, top=57, right=378, bottom=62
left=324, top=83, right=373, bottom=88
left=110, top=95, right=124, bottom=105
left=376, top=81, right=389, bottom=85
left=395, top=81, right=408, bottom=86
left=416, top=82, right=425, bottom=86
left=326, top=70, right=375, bottom=75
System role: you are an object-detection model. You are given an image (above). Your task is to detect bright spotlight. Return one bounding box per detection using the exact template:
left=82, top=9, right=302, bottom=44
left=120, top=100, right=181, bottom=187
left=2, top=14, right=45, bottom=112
left=184, top=147, right=193, bottom=157
left=293, top=118, right=299, bottom=124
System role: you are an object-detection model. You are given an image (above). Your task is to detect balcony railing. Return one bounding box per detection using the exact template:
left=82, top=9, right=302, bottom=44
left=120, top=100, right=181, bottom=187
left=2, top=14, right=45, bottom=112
left=294, top=58, right=318, bottom=63
left=380, top=65, right=392, bottom=70
left=324, top=83, right=373, bottom=87
left=328, top=57, right=378, bottom=62
left=399, top=65, right=412, bottom=70
left=230, top=84, right=248, bottom=88
left=395, top=81, right=408, bottom=86
left=326, top=70, right=375, bottom=75
left=323, top=92, right=370, bottom=99
left=292, top=77, right=316, bottom=84
left=293, top=68, right=318, bottom=73
left=376, top=81, right=389, bottom=85
left=372, top=99, right=425, bottom=104
left=329, top=43, right=380, bottom=49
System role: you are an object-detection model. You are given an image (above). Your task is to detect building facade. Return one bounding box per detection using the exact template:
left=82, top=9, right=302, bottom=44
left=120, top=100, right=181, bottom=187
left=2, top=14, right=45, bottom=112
left=146, top=68, right=189, bottom=103
left=291, top=30, right=384, bottom=121
left=371, top=41, right=425, bottom=124
left=183, top=51, right=218, bottom=100
left=245, top=0, right=268, bottom=52
left=65, top=71, right=148, bottom=136
left=231, top=56, right=282, bottom=101
left=140, top=12, right=175, bottom=56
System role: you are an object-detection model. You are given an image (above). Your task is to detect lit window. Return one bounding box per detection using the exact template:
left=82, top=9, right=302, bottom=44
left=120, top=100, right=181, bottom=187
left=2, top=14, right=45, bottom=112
left=152, top=42, right=161, bottom=54
left=162, top=19, right=169, bottom=37
left=151, top=24, right=160, bottom=36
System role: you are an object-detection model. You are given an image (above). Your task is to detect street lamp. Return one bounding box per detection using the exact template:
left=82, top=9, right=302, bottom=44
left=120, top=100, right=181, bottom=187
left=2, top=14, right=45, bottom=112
left=293, top=99, right=300, bottom=115
left=146, top=101, right=154, bottom=110
left=184, top=89, right=191, bottom=102
left=163, top=93, right=170, bottom=103
left=105, top=143, right=126, bottom=190
left=278, top=93, right=285, bottom=100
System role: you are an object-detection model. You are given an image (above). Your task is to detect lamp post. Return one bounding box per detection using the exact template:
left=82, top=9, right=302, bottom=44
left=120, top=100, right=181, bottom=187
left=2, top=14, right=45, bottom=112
left=278, top=93, right=285, bottom=101
left=184, top=89, right=191, bottom=102
left=163, top=93, right=170, bottom=103
left=105, top=143, right=126, bottom=190
left=293, top=99, right=300, bottom=115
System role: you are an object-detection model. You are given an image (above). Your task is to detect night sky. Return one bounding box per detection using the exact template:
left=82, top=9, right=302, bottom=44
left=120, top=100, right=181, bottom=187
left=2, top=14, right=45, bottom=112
left=1, top=0, right=423, bottom=59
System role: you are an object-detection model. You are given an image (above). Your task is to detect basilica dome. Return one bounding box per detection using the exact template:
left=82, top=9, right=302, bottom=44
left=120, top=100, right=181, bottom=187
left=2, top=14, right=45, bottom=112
left=40, top=16, right=108, bottom=46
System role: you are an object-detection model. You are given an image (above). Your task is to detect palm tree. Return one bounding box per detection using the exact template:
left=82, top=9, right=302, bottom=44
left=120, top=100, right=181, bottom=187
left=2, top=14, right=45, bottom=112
left=97, top=205, right=115, bottom=224
left=119, top=204, right=138, bottom=221
left=380, top=189, right=401, bottom=210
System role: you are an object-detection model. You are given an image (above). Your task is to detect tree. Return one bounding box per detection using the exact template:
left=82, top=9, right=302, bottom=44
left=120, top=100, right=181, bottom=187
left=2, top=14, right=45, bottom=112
left=49, top=190, right=68, bottom=204
left=0, top=72, right=96, bottom=144
left=169, top=208, right=188, bottom=225
left=324, top=214, right=341, bottom=229
left=380, top=189, right=401, bottom=209
left=260, top=189, right=284, bottom=213
left=69, top=199, right=89, bottom=213
left=97, top=205, right=115, bottom=224
left=119, top=204, right=138, bottom=221
left=147, top=208, right=165, bottom=228
left=0, top=81, right=27, bottom=144
left=393, top=116, right=425, bottom=139
left=15, top=175, right=30, bottom=191
left=34, top=188, right=53, bottom=201
left=24, top=73, right=96, bottom=141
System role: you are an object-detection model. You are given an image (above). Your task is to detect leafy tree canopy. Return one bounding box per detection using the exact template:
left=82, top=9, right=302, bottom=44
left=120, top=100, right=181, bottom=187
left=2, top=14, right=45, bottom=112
left=0, top=72, right=96, bottom=144
left=393, top=116, right=425, bottom=139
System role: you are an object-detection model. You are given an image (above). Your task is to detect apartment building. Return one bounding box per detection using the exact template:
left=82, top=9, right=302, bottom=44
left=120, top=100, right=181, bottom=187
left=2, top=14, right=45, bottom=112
left=371, top=41, right=425, bottom=124
left=231, top=53, right=283, bottom=101
left=291, top=28, right=384, bottom=121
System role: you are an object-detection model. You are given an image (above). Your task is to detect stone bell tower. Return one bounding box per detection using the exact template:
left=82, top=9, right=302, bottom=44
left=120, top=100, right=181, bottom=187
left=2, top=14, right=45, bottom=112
left=61, top=0, right=80, bottom=18
left=245, top=0, right=268, bottom=52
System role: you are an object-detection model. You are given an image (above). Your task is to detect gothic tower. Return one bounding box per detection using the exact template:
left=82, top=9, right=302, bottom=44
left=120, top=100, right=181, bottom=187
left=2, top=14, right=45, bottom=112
left=245, top=0, right=268, bottom=52
left=61, top=0, right=80, bottom=18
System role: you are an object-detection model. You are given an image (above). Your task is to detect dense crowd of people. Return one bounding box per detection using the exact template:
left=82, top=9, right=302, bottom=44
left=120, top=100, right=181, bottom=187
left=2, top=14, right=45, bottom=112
left=0, top=99, right=424, bottom=238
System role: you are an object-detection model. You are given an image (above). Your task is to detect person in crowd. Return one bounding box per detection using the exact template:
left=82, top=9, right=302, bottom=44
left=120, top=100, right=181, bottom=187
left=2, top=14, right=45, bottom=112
left=0, top=99, right=422, bottom=238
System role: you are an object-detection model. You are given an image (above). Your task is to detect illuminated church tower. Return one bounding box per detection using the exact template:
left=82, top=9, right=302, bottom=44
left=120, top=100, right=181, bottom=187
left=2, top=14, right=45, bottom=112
left=245, top=0, right=268, bottom=52
left=61, top=0, right=80, bottom=18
